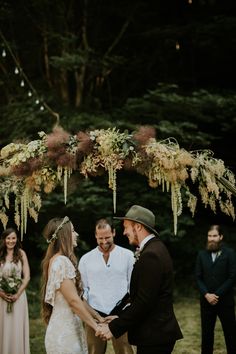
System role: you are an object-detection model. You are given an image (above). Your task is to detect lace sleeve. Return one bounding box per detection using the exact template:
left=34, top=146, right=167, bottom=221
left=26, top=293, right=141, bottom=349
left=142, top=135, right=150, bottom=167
left=45, top=256, right=76, bottom=306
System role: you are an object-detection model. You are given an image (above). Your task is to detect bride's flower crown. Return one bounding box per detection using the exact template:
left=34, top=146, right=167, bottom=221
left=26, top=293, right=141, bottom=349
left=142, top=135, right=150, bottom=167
left=47, top=216, right=70, bottom=244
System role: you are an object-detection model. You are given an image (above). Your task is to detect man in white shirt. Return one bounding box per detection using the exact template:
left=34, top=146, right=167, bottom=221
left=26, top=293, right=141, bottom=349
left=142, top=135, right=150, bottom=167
left=79, top=218, right=134, bottom=354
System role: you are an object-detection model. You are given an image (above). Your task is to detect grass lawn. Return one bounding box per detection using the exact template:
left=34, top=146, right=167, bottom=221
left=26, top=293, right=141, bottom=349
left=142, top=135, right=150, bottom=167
left=172, top=298, right=225, bottom=354
left=29, top=296, right=226, bottom=354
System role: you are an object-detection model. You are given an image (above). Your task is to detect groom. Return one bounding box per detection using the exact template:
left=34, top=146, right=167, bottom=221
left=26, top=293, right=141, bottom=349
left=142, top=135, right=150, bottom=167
left=96, top=205, right=183, bottom=354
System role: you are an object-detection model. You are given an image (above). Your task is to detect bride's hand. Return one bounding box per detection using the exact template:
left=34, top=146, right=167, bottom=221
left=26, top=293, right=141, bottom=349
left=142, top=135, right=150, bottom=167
left=9, top=293, right=19, bottom=302
left=0, top=291, right=12, bottom=302
left=94, top=313, right=106, bottom=323
left=97, top=316, right=106, bottom=323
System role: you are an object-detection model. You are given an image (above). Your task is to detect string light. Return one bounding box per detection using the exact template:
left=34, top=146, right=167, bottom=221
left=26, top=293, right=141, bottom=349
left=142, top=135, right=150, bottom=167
left=176, top=41, right=180, bottom=51
left=188, top=0, right=192, bottom=4
left=0, top=30, right=59, bottom=123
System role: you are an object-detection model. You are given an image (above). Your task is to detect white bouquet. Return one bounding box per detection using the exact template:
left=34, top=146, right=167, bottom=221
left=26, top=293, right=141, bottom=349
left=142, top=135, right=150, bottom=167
left=0, top=268, right=22, bottom=313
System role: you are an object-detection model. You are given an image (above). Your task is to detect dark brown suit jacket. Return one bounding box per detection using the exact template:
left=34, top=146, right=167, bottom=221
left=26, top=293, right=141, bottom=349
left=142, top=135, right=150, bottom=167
left=109, top=237, right=183, bottom=346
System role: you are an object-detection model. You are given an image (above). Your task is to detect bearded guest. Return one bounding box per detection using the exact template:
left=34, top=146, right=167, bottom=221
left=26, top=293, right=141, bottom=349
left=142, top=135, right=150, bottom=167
left=195, top=224, right=236, bottom=354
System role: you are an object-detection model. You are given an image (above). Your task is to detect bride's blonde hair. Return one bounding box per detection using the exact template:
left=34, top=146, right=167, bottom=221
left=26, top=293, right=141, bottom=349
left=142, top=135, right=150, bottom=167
left=41, top=217, right=83, bottom=324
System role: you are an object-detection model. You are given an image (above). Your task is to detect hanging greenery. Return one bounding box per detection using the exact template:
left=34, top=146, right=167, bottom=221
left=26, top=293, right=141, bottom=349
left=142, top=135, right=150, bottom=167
left=0, top=125, right=235, bottom=239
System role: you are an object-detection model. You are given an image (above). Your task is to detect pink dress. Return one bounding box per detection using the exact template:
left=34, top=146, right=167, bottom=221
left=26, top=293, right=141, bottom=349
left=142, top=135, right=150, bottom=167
left=0, top=260, right=30, bottom=354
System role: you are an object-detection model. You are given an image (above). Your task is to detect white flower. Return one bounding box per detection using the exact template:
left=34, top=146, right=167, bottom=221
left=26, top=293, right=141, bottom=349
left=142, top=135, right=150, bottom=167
left=134, top=248, right=141, bottom=263
left=8, top=281, right=15, bottom=288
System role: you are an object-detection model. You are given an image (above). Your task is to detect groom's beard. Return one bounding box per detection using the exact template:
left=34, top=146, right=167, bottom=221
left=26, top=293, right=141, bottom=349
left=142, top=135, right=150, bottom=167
left=206, top=241, right=222, bottom=252
left=130, top=227, right=139, bottom=246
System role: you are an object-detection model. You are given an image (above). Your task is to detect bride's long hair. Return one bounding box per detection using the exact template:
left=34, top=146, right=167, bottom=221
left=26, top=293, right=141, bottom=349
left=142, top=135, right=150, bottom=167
left=41, top=217, right=83, bottom=324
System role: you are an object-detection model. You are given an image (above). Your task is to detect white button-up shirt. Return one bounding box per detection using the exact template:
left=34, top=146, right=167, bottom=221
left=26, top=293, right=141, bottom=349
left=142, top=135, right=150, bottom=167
left=79, top=245, right=134, bottom=314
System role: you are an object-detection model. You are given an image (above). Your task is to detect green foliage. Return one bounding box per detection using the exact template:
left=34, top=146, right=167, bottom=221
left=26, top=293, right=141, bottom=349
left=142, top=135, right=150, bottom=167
left=50, top=52, right=87, bottom=71
left=30, top=319, right=46, bottom=354
left=115, top=86, right=236, bottom=149
left=27, top=276, right=41, bottom=319
left=0, top=101, right=55, bottom=146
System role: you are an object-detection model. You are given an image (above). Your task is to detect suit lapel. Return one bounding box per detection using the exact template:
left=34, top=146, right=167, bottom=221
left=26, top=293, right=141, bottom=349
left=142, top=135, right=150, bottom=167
left=214, top=249, right=223, bottom=264
left=140, top=237, right=158, bottom=254
left=207, top=249, right=223, bottom=266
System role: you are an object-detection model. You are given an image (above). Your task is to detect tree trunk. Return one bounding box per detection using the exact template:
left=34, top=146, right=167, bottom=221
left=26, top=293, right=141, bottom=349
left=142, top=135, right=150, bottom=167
left=74, top=65, right=86, bottom=108
left=60, top=70, right=69, bottom=104
left=42, top=32, right=52, bottom=88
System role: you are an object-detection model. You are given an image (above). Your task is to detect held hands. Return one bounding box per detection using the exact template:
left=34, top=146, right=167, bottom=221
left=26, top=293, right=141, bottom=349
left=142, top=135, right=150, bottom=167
left=95, top=323, right=113, bottom=340
left=95, top=315, right=118, bottom=340
left=95, top=315, right=106, bottom=324
left=104, top=315, right=118, bottom=323
left=95, top=314, right=118, bottom=324
left=205, top=293, right=219, bottom=305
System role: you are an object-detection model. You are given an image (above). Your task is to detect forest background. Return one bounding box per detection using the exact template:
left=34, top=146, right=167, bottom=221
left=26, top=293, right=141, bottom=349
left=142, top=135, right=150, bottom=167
left=1, top=0, right=236, bottom=296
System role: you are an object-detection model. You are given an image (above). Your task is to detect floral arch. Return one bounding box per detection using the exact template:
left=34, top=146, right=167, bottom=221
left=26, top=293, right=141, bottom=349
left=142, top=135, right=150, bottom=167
left=0, top=125, right=235, bottom=239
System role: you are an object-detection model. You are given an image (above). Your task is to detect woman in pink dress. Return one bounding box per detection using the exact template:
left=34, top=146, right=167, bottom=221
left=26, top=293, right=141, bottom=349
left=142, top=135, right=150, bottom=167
left=0, top=228, right=30, bottom=354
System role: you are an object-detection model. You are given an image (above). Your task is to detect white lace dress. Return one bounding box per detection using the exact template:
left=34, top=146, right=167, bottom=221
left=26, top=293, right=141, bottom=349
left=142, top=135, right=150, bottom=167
left=45, top=255, right=88, bottom=354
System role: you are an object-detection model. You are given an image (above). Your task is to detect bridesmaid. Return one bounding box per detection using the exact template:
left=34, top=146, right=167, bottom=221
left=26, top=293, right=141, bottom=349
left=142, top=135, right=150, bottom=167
left=0, top=228, right=31, bottom=354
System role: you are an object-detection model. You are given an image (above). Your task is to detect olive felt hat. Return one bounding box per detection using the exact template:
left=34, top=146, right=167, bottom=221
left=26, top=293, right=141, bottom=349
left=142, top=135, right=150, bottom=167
left=114, top=205, right=159, bottom=236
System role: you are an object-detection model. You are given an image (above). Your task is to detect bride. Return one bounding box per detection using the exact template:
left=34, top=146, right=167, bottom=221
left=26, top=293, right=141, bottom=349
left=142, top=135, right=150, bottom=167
left=41, top=216, right=103, bottom=354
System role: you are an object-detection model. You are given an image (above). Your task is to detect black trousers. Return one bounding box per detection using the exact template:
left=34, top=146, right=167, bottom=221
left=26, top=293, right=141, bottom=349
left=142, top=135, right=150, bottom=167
left=137, top=342, right=175, bottom=354
left=200, top=301, right=236, bottom=354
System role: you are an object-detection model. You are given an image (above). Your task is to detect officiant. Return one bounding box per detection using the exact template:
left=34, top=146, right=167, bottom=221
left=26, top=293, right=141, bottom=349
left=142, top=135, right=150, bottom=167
left=79, top=217, right=134, bottom=354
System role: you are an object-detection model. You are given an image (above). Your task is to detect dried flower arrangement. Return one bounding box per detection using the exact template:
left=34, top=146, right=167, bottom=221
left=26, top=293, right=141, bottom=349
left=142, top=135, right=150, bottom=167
left=0, top=125, right=235, bottom=238
left=133, top=127, right=235, bottom=234
left=80, top=128, right=135, bottom=212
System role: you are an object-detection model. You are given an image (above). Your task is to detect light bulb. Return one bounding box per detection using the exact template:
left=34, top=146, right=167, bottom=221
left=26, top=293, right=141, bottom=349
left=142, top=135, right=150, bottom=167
left=28, top=91, right=32, bottom=97
left=176, top=42, right=180, bottom=51
left=14, top=67, right=19, bottom=74
left=2, top=49, right=6, bottom=57
left=35, top=99, right=40, bottom=104
left=40, top=105, right=45, bottom=111
left=20, top=80, right=25, bottom=87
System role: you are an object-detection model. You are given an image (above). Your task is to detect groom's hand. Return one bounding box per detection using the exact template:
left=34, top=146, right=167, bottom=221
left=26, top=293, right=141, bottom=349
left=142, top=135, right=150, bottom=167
left=95, top=323, right=113, bottom=340
left=104, top=315, right=118, bottom=323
